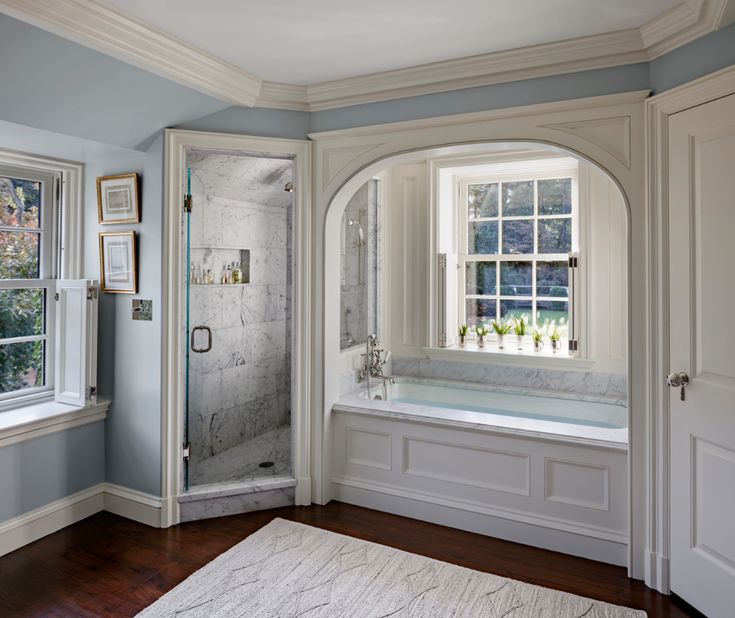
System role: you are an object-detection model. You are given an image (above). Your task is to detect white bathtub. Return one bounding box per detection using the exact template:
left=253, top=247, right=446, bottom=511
left=349, top=377, right=627, bottom=447
left=331, top=376, right=629, bottom=565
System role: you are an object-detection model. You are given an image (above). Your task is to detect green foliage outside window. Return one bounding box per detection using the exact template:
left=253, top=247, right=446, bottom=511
left=0, top=177, right=44, bottom=394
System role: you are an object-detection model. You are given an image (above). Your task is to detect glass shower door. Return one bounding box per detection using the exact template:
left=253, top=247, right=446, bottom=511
left=183, top=151, right=294, bottom=491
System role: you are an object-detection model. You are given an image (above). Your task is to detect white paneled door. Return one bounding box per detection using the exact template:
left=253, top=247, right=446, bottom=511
left=668, top=93, right=735, bottom=617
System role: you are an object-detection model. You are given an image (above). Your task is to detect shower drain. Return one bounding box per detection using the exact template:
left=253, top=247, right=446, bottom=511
left=258, top=461, right=274, bottom=468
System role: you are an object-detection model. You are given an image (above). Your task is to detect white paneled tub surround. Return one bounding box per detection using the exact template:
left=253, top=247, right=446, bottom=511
left=332, top=378, right=628, bottom=565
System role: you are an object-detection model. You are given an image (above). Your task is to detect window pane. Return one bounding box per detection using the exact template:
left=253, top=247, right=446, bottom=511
left=468, top=221, right=498, bottom=254
left=466, top=299, right=496, bottom=328
left=0, top=230, right=40, bottom=279
left=465, top=261, right=496, bottom=295
left=0, top=340, right=44, bottom=393
left=500, top=261, right=532, bottom=296
left=538, top=218, right=572, bottom=254
left=0, top=289, right=45, bottom=338
left=500, top=299, right=533, bottom=322
left=502, top=181, right=534, bottom=216
left=538, top=178, right=572, bottom=215
left=0, top=176, right=41, bottom=229
left=537, top=300, right=569, bottom=327
left=502, top=220, right=534, bottom=254
left=468, top=183, right=498, bottom=218
left=536, top=261, right=569, bottom=297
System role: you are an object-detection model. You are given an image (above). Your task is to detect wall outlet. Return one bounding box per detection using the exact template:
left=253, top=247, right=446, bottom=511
left=132, top=299, right=153, bottom=321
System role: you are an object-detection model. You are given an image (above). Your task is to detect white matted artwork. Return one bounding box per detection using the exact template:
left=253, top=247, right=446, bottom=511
left=99, top=231, right=137, bottom=294
left=97, top=173, right=140, bottom=224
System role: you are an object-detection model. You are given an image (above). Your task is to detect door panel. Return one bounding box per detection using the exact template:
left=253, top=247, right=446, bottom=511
left=669, top=93, right=735, bottom=617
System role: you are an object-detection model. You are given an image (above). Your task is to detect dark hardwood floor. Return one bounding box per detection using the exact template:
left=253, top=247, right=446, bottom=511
left=0, top=502, right=700, bottom=617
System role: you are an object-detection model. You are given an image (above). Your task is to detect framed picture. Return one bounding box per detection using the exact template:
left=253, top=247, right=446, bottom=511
left=97, top=173, right=140, bottom=224
left=99, top=231, right=137, bottom=294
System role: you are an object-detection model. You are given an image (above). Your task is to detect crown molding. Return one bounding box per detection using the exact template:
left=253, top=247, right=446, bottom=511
left=1, top=0, right=733, bottom=113
left=0, top=0, right=262, bottom=106
left=256, top=82, right=310, bottom=112
left=641, top=0, right=733, bottom=59
left=301, top=29, right=647, bottom=112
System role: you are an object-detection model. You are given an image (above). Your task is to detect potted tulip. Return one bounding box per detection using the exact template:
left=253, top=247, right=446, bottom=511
left=458, top=324, right=469, bottom=347
left=532, top=328, right=544, bottom=352
left=513, top=315, right=528, bottom=350
left=475, top=324, right=490, bottom=348
left=491, top=319, right=512, bottom=349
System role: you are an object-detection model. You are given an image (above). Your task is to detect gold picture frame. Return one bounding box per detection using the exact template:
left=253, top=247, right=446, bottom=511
left=97, top=173, right=140, bottom=224
left=99, top=231, right=137, bottom=294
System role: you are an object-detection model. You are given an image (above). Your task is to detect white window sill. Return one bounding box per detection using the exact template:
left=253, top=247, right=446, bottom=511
left=0, top=399, right=110, bottom=448
left=424, top=343, right=596, bottom=371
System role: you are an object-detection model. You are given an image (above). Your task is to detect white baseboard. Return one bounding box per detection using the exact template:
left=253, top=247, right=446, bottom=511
left=0, top=483, right=105, bottom=557
left=103, top=483, right=162, bottom=528
left=332, top=477, right=628, bottom=566
left=0, top=482, right=163, bottom=557
left=645, top=549, right=671, bottom=594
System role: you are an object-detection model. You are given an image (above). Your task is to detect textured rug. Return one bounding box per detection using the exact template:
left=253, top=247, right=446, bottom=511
left=138, top=518, right=646, bottom=617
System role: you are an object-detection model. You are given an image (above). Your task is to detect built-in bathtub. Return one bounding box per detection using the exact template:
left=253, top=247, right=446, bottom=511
left=331, top=376, right=629, bottom=565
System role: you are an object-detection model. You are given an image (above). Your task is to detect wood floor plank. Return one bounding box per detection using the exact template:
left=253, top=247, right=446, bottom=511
left=0, top=502, right=700, bottom=617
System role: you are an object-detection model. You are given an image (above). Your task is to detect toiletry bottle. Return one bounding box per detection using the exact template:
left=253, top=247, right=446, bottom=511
left=226, top=263, right=233, bottom=284
left=232, top=262, right=241, bottom=284
left=206, top=269, right=213, bottom=285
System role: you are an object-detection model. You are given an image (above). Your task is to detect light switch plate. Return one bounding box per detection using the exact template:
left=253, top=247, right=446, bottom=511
left=132, top=299, right=152, bottom=321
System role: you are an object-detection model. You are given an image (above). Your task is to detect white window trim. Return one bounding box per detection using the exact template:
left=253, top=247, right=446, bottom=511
left=429, top=152, right=589, bottom=360
left=0, top=149, right=83, bottom=413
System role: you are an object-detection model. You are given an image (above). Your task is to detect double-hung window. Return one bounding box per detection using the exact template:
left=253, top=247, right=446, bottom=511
left=0, top=163, right=60, bottom=405
left=458, top=160, right=578, bottom=337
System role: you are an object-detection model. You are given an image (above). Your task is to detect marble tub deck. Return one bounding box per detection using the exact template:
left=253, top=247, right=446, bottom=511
left=190, top=424, right=291, bottom=487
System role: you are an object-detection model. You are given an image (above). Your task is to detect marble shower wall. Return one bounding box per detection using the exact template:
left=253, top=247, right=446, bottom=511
left=186, top=151, right=293, bottom=472
left=340, top=179, right=380, bottom=350
left=392, top=357, right=627, bottom=399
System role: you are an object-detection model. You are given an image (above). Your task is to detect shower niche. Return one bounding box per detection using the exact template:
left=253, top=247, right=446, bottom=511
left=182, top=149, right=294, bottom=506
left=340, top=178, right=381, bottom=350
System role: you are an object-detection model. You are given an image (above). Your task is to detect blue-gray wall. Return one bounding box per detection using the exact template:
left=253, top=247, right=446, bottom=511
left=0, top=422, right=104, bottom=522
left=0, top=11, right=733, bottom=525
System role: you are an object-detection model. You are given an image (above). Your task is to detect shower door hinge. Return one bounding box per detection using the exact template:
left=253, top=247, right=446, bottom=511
left=87, top=284, right=98, bottom=300
left=568, top=339, right=579, bottom=353
left=184, top=194, right=192, bottom=213
left=85, top=386, right=97, bottom=401
left=568, top=255, right=579, bottom=268
left=182, top=442, right=191, bottom=462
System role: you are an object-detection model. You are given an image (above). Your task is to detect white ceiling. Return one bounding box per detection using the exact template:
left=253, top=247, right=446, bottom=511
left=101, top=0, right=678, bottom=85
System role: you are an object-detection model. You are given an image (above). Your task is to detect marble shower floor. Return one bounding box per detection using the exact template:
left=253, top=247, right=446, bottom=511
left=190, top=424, right=291, bottom=487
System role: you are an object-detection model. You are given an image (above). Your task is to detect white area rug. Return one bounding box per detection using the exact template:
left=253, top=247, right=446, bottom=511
left=138, top=518, right=646, bottom=617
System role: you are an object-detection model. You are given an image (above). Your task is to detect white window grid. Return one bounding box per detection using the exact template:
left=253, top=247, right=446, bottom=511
left=458, top=165, right=578, bottom=334
left=0, top=162, right=60, bottom=404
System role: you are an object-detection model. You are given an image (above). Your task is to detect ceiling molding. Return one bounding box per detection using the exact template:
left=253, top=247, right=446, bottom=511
left=0, top=0, right=262, bottom=107
left=301, top=29, right=648, bottom=112
left=1, top=0, right=733, bottom=113
left=256, top=83, right=310, bottom=112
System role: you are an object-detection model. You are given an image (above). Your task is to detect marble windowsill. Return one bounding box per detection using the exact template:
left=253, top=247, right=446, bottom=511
left=0, top=398, right=110, bottom=448
left=425, top=344, right=596, bottom=371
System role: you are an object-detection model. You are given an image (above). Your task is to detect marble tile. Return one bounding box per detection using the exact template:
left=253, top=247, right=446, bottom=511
left=179, top=486, right=295, bottom=522
left=391, top=357, right=628, bottom=399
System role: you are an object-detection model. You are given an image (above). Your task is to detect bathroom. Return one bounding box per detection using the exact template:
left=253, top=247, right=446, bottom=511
left=329, top=140, right=631, bottom=565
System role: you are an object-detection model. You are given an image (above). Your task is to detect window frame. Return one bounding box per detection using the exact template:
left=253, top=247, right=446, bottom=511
left=456, top=161, right=579, bottom=340
left=0, top=150, right=83, bottom=412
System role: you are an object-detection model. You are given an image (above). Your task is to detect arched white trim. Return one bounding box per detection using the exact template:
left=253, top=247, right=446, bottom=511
left=309, top=90, right=649, bottom=579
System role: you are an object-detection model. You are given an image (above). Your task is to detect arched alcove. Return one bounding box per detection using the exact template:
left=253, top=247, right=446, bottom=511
left=308, top=91, right=648, bottom=576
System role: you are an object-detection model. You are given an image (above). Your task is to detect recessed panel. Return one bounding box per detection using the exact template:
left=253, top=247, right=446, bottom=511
left=346, top=428, right=391, bottom=470
left=545, top=458, right=609, bottom=511
left=693, top=438, right=735, bottom=571
left=695, top=130, right=735, bottom=382
left=403, top=437, right=530, bottom=496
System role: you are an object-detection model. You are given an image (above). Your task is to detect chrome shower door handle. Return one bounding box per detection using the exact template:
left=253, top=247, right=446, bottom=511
left=191, top=325, right=212, bottom=353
